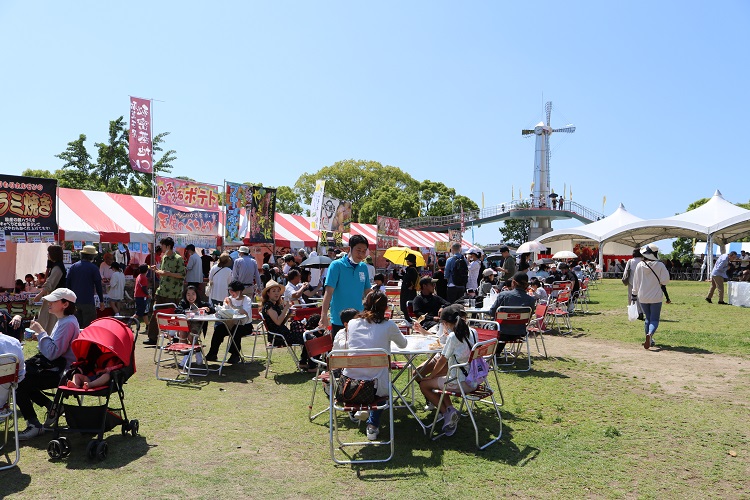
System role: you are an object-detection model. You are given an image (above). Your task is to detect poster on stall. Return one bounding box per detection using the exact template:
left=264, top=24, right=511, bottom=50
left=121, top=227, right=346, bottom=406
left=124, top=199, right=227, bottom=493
left=224, top=181, right=247, bottom=245
left=247, top=186, right=276, bottom=244
left=10, top=232, right=26, bottom=243
left=155, top=206, right=219, bottom=237
left=377, top=215, right=399, bottom=250
left=41, top=232, right=55, bottom=243
left=0, top=232, right=5, bottom=252
left=319, top=195, right=352, bottom=233
left=0, top=174, right=58, bottom=237
left=26, top=232, right=41, bottom=243
left=73, top=241, right=82, bottom=250
left=155, top=176, right=220, bottom=211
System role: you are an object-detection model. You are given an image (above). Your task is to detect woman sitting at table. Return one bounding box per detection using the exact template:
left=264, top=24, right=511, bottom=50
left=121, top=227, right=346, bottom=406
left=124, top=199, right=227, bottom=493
left=418, top=305, right=478, bottom=438
left=261, top=280, right=313, bottom=370
left=342, top=291, right=407, bottom=441
left=206, top=281, right=249, bottom=365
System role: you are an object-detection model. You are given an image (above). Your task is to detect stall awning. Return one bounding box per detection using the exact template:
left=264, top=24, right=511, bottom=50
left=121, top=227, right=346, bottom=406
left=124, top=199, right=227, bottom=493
left=346, top=223, right=472, bottom=250
left=274, top=214, right=319, bottom=248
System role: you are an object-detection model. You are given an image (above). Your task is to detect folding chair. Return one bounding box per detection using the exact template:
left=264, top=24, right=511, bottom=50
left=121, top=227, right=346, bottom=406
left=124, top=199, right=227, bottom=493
left=526, top=303, right=549, bottom=358
left=467, top=318, right=505, bottom=405
left=0, top=354, right=21, bottom=470
left=548, top=290, right=573, bottom=334
left=575, top=279, right=590, bottom=314
left=243, top=305, right=267, bottom=362
left=155, top=313, right=208, bottom=383
left=151, top=303, right=177, bottom=364
left=263, top=318, right=302, bottom=378
left=306, top=334, right=334, bottom=422
left=427, top=339, right=503, bottom=450
left=494, top=306, right=533, bottom=372
left=328, top=348, right=394, bottom=464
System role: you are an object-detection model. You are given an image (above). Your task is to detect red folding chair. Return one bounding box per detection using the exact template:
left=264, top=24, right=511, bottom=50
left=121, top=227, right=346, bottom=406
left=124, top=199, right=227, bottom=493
left=155, top=313, right=208, bottom=383
left=494, top=307, right=533, bottom=372
left=526, top=303, right=549, bottom=358
left=306, top=334, right=334, bottom=422
left=548, top=290, right=573, bottom=334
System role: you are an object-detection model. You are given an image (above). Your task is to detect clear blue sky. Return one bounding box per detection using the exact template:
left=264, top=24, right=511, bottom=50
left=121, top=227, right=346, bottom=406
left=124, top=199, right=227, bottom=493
left=2, top=1, right=748, bottom=248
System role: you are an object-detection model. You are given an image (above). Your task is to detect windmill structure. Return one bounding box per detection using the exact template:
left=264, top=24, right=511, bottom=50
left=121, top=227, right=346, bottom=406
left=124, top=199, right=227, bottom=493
left=522, top=101, right=576, bottom=240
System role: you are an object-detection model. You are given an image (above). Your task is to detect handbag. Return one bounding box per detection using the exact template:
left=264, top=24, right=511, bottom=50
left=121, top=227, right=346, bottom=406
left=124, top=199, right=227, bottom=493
left=335, top=375, right=377, bottom=404
left=25, top=353, right=66, bottom=376
left=621, top=261, right=631, bottom=285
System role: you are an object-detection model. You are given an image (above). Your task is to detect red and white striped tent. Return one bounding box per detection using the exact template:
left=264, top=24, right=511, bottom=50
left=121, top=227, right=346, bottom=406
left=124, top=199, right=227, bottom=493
left=57, top=188, right=474, bottom=250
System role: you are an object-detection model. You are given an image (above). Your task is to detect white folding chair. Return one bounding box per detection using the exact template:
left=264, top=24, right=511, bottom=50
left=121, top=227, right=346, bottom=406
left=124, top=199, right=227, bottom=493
left=328, top=348, right=394, bottom=464
left=155, top=313, right=208, bottom=383
left=427, top=339, right=503, bottom=450
left=262, top=317, right=302, bottom=378
left=0, top=354, right=21, bottom=470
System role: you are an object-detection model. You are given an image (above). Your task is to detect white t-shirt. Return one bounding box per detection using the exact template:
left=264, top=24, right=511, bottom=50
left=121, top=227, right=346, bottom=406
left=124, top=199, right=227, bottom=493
left=284, top=282, right=302, bottom=304
left=108, top=272, right=125, bottom=300
left=441, top=328, right=478, bottom=384
left=208, top=266, right=232, bottom=303
left=468, top=260, right=481, bottom=290
left=225, top=294, right=253, bottom=326
left=342, top=318, right=407, bottom=397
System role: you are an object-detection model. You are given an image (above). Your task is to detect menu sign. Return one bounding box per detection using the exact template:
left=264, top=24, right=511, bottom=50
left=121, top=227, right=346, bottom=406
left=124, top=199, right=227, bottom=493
left=0, top=174, right=58, bottom=238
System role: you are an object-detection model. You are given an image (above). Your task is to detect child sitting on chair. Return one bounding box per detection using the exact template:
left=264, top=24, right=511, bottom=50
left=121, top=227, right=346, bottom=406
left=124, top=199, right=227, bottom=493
left=66, top=345, right=123, bottom=390
left=175, top=286, right=215, bottom=368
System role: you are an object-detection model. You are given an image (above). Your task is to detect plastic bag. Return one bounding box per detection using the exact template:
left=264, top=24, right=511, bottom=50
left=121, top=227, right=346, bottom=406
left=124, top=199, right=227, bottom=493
left=627, top=302, right=639, bottom=321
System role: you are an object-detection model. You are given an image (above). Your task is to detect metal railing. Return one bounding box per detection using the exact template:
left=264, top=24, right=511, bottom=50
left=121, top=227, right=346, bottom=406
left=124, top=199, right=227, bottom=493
left=401, top=199, right=605, bottom=229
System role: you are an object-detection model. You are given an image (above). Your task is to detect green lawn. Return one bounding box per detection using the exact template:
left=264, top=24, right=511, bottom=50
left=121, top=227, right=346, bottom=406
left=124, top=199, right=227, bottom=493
left=2, top=279, right=749, bottom=499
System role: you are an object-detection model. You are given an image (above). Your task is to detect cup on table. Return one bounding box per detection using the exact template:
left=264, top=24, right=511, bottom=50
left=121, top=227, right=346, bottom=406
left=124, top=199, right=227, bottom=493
left=199, top=309, right=205, bottom=316
left=187, top=311, right=195, bottom=319
left=469, top=298, right=476, bottom=308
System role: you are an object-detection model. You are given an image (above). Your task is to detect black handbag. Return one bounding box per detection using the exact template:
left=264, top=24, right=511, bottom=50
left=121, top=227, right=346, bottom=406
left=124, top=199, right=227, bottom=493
left=24, top=353, right=66, bottom=376
left=336, top=375, right=377, bottom=404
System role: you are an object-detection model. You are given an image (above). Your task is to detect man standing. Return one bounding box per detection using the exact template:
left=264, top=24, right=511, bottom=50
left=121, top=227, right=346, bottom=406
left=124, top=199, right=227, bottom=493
left=67, top=245, right=105, bottom=328
left=398, top=253, right=419, bottom=320
left=231, top=246, right=262, bottom=298
left=706, top=251, right=739, bottom=305
left=412, top=277, right=450, bottom=330
left=184, top=244, right=203, bottom=293
left=498, top=246, right=516, bottom=280
left=623, top=248, right=644, bottom=320
left=444, top=242, right=468, bottom=303
left=145, top=237, right=186, bottom=345
left=320, top=235, right=370, bottom=334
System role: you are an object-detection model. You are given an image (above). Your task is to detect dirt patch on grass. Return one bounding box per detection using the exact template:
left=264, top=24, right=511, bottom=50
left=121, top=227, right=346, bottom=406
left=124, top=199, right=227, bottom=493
left=544, top=335, right=750, bottom=406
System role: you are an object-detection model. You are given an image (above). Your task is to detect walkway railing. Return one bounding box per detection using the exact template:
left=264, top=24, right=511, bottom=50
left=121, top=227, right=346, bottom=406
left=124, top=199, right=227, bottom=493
left=400, top=199, right=605, bottom=229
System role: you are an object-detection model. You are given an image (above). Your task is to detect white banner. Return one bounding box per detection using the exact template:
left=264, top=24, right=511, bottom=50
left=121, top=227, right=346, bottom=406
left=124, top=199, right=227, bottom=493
left=309, top=180, right=325, bottom=231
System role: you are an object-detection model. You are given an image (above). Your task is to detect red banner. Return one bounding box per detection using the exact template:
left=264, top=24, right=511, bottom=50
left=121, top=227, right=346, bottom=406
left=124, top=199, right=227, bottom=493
left=129, top=97, right=153, bottom=174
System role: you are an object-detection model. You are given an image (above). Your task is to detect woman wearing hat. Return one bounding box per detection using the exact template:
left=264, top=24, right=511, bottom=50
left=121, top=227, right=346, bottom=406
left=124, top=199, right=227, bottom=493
left=632, top=244, right=670, bottom=350
left=261, top=279, right=312, bottom=370
left=16, top=288, right=80, bottom=440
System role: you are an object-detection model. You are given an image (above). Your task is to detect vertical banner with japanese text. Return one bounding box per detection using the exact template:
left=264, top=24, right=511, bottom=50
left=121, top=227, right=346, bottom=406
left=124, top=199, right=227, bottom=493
left=309, top=180, right=325, bottom=231
left=376, top=216, right=399, bottom=250
left=248, top=186, right=276, bottom=244
left=318, top=195, right=351, bottom=247
left=0, top=174, right=57, bottom=242
left=129, top=97, right=153, bottom=174
left=224, top=181, right=247, bottom=245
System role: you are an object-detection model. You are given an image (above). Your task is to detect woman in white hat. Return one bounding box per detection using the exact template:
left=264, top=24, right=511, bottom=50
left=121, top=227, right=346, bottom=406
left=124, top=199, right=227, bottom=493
left=631, top=244, right=670, bottom=350
left=17, top=288, right=80, bottom=440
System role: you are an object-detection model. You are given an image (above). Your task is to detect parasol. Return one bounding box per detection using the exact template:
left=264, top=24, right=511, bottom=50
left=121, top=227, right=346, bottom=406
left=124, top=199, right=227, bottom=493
left=552, top=250, right=578, bottom=260
left=383, top=247, right=426, bottom=267
left=299, top=255, right=333, bottom=269
left=516, top=241, right=548, bottom=254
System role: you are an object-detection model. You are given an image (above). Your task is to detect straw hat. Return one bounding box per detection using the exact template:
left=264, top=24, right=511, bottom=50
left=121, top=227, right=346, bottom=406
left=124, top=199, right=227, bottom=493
left=261, top=280, right=283, bottom=300
left=640, top=243, right=659, bottom=261
left=238, top=246, right=250, bottom=254
left=81, top=245, right=98, bottom=255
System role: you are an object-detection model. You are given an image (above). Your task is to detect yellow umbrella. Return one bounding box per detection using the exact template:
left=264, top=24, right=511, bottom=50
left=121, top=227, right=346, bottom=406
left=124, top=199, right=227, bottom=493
left=383, top=247, right=426, bottom=267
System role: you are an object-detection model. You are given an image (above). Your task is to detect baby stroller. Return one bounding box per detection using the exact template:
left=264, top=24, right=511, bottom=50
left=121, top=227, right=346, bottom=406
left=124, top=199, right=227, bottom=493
left=46, top=317, right=139, bottom=461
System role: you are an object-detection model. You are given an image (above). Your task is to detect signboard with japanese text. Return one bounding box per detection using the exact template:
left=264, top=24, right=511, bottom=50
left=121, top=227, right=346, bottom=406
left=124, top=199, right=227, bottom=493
left=248, top=186, right=276, bottom=244
left=376, top=215, right=399, bottom=250
left=0, top=174, right=57, bottom=239
left=156, top=232, right=217, bottom=249
left=319, top=195, right=351, bottom=233
left=449, top=229, right=463, bottom=244
left=156, top=206, right=219, bottom=237
left=129, top=97, right=153, bottom=174
left=156, top=176, right=220, bottom=211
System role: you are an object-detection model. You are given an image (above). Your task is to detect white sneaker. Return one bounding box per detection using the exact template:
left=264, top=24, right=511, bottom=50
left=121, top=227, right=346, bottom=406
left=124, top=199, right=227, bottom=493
left=442, top=407, right=460, bottom=436
left=18, top=425, right=44, bottom=441
left=366, top=425, right=380, bottom=441
left=424, top=402, right=436, bottom=412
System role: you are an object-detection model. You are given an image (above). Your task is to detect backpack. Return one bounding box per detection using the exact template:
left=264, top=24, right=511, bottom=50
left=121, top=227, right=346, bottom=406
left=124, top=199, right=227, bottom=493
left=453, top=256, right=469, bottom=287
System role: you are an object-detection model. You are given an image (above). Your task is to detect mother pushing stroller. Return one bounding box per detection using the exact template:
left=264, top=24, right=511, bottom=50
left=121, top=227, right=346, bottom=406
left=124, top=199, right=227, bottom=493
left=17, top=288, right=80, bottom=440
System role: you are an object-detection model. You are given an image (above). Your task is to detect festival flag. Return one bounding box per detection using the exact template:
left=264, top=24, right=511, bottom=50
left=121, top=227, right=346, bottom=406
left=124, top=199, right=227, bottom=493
left=460, top=204, right=465, bottom=235
left=309, top=180, right=325, bottom=231
left=128, top=97, right=153, bottom=174
left=481, top=192, right=484, bottom=209
left=511, top=185, right=514, bottom=200
left=602, top=196, right=607, bottom=210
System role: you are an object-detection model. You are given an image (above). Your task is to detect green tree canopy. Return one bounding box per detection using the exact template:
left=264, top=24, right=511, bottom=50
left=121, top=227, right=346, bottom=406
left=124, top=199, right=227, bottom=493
left=498, top=202, right=531, bottom=246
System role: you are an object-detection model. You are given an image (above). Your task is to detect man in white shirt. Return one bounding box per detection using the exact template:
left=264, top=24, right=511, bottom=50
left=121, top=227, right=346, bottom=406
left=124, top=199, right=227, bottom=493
left=284, top=269, right=308, bottom=305
left=365, top=256, right=376, bottom=284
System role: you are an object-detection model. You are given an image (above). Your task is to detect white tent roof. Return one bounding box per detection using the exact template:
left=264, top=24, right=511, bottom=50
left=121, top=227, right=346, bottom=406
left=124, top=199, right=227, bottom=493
left=537, top=203, right=644, bottom=244
left=600, top=190, right=750, bottom=246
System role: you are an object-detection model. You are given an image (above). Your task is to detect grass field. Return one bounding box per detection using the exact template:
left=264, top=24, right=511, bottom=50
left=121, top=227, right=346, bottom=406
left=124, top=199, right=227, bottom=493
left=2, top=279, right=749, bottom=499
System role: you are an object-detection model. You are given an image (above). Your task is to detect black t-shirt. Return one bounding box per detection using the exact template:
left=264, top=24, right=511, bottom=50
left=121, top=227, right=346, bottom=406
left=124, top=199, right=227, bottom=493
left=401, top=266, right=419, bottom=292
left=412, top=293, right=450, bottom=323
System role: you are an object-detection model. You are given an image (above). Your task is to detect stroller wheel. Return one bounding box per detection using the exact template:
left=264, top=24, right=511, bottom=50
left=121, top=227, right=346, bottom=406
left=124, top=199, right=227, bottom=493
left=47, top=439, right=63, bottom=459
left=59, top=437, right=71, bottom=457
left=121, top=422, right=130, bottom=436
left=130, top=419, right=140, bottom=436
left=96, top=440, right=108, bottom=461
left=86, top=440, right=97, bottom=460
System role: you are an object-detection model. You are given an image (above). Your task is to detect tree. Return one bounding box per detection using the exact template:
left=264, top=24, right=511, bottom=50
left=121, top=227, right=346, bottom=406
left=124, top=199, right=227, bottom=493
left=498, top=202, right=531, bottom=246
left=416, top=180, right=479, bottom=216
left=294, top=159, right=418, bottom=221
left=50, top=117, right=175, bottom=197
left=670, top=198, right=709, bottom=263
left=275, top=185, right=303, bottom=215
left=359, top=184, right=420, bottom=223
left=20, top=169, right=56, bottom=179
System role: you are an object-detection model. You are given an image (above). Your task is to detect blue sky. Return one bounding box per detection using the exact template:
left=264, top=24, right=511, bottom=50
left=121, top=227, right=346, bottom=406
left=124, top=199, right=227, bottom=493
left=2, top=1, right=748, bottom=248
